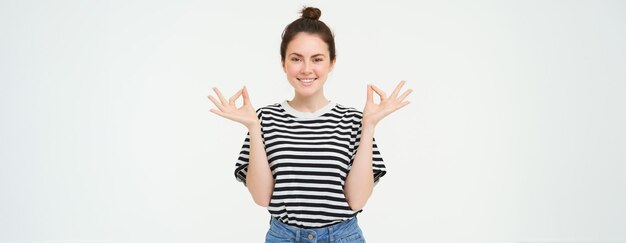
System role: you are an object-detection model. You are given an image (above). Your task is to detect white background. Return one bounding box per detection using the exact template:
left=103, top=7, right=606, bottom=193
left=1, top=0, right=625, bottom=242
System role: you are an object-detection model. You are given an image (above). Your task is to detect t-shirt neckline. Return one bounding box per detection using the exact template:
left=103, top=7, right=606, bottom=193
left=280, top=100, right=336, bottom=119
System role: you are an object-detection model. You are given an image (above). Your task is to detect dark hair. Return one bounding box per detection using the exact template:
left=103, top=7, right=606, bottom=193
left=280, top=6, right=336, bottom=62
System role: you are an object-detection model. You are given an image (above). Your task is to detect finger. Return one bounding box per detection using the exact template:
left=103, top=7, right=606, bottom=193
left=209, top=108, right=223, bottom=117
left=370, top=85, right=387, bottom=100
left=229, top=88, right=243, bottom=106
left=212, top=87, right=228, bottom=104
left=208, top=95, right=225, bottom=111
left=393, top=101, right=411, bottom=112
left=397, top=88, right=413, bottom=102
left=390, top=80, right=406, bottom=98
left=210, top=108, right=236, bottom=121
left=242, top=86, right=251, bottom=106
left=366, top=84, right=373, bottom=103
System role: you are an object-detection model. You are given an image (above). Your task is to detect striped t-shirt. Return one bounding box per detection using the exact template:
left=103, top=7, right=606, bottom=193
left=234, top=100, right=386, bottom=228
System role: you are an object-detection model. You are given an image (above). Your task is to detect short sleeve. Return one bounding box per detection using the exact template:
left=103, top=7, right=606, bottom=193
left=233, top=108, right=264, bottom=186
left=234, top=132, right=251, bottom=186
left=371, top=137, right=387, bottom=184
left=349, top=127, right=387, bottom=186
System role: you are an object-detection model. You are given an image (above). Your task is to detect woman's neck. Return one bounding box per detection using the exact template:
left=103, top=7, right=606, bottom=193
left=288, top=93, right=331, bottom=113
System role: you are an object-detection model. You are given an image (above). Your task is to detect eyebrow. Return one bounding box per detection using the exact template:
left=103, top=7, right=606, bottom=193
left=289, top=53, right=326, bottom=58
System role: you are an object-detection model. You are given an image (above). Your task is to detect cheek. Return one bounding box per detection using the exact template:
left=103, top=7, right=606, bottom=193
left=287, top=68, right=298, bottom=77
left=314, top=66, right=330, bottom=75
left=287, top=66, right=300, bottom=76
left=284, top=64, right=299, bottom=75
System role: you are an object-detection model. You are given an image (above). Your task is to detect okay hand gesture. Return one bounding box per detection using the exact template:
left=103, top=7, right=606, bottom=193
left=362, top=80, right=413, bottom=127
left=208, top=86, right=260, bottom=129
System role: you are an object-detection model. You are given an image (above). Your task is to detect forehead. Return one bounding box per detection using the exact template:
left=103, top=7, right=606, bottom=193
left=286, top=32, right=329, bottom=56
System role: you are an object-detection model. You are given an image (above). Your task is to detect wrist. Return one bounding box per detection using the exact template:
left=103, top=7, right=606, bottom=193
left=360, top=122, right=376, bottom=134
left=247, top=124, right=261, bottom=131
left=245, top=116, right=261, bottom=130
left=361, top=117, right=377, bottom=129
left=246, top=120, right=262, bottom=130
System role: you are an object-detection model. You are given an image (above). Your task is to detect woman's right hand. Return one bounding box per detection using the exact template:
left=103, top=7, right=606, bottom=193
left=208, top=86, right=259, bottom=129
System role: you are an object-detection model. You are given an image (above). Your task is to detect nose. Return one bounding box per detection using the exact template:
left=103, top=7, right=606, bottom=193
left=301, top=60, right=313, bottom=74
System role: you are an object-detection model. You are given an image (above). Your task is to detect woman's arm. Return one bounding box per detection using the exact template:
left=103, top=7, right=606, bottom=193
left=245, top=124, right=274, bottom=207
left=344, top=81, right=412, bottom=211
left=208, top=86, right=274, bottom=207
left=344, top=124, right=376, bottom=211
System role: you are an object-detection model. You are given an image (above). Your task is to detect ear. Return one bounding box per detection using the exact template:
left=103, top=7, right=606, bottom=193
left=329, top=58, right=336, bottom=72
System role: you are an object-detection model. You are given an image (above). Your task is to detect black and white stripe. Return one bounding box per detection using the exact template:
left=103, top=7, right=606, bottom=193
left=234, top=100, right=386, bottom=228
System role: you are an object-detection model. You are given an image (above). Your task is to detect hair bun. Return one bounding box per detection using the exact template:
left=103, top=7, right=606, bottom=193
left=300, top=7, right=321, bottom=20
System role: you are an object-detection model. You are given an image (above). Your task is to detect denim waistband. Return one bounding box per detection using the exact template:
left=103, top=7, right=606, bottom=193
left=268, top=216, right=359, bottom=239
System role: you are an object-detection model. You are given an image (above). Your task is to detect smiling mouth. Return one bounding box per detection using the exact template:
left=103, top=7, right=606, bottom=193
left=297, top=78, right=317, bottom=83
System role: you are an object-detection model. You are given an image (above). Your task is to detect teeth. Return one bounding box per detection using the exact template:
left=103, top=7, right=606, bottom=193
left=299, top=78, right=316, bottom=83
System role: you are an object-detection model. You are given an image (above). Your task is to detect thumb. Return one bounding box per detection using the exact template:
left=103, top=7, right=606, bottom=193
left=242, top=85, right=251, bottom=106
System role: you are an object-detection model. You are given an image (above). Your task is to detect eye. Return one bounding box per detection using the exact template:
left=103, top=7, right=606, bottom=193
left=290, top=57, right=301, bottom=62
left=314, top=58, right=324, bottom=62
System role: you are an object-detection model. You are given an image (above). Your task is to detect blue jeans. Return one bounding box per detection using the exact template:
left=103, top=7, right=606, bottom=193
left=265, top=216, right=366, bottom=243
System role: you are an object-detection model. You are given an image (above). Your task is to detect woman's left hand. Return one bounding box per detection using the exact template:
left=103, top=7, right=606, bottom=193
left=362, top=80, right=413, bottom=127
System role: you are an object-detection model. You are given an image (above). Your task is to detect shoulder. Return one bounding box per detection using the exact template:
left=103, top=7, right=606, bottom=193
left=332, top=103, right=363, bottom=127
left=254, top=102, right=284, bottom=120
left=334, top=103, right=363, bottom=118
left=255, top=102, right=281, bottom=113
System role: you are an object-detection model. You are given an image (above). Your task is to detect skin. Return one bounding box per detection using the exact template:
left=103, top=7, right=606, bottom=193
left=281, top=32, right=335, bottom=112
left=208, top=32, right=413, bottom=210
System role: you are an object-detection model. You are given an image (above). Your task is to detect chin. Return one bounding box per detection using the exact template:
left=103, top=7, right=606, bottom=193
left=295, top=90, right=319, bottom=97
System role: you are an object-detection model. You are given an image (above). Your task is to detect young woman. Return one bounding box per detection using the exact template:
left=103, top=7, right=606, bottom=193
left=208, top=6, right=412, bottom=243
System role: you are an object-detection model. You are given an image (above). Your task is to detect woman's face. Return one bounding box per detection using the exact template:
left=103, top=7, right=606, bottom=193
left=282, top=32, right=335, bottom=98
